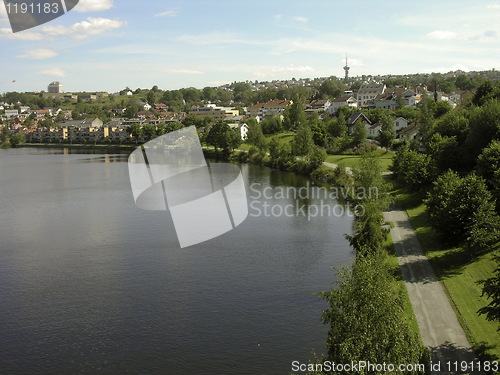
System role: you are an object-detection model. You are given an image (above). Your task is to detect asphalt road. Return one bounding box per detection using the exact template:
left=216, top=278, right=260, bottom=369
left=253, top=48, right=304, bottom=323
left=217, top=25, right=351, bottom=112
left=384, top=205, right=483, bottom=375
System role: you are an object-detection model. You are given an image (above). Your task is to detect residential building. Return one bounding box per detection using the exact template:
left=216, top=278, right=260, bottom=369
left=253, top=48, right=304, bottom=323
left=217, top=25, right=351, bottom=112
left=346, top=112, right=372, bottom=134
left=246, top=99, right=292, bottom=118
left=307, top=99, right=332, bottom=111
left=398, top=123, right=421, bottom=141
left=393, top=117, right=409, bottom=131
left=367, top=117, right=409, bottom=139
left=62, top=118, right=103, bottom=128
left=154, top=103, right=168, bottom=111
left=5, top=109, right=19, bottom=119
left=357, top=82, right=386, bottom=107
left=328, top=95, right=358, bottom=115
left=35, top=109, right=51, bottom=118
left=189, top=104, right=240, bottom=121
left=48, top=81, right=64, bottom=93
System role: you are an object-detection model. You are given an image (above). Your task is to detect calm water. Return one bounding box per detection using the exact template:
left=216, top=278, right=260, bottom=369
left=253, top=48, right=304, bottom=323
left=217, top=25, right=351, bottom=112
left=0, top=148, right=354, bottom=375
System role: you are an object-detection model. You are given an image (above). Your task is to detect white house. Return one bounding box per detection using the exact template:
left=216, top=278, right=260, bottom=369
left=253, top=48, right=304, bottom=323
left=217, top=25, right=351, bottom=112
left=328, top=95, right=358, bottom=115
left=229, top=123, right=249, bottom=140
left=393, top=117, right=409, bottom=131
left=5, top=109, right=19, bottom=119
left=368, top=123, right=381, bottom=139
left=368, top=117, right=409, bottom=139
left=346, top=112, right=372, bottom=134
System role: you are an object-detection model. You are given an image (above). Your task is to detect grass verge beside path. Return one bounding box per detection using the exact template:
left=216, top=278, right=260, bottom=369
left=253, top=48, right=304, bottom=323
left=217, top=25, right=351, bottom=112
left=326, top=149, right=395, bottom=172
left=392, top=185, right=500, bottom=361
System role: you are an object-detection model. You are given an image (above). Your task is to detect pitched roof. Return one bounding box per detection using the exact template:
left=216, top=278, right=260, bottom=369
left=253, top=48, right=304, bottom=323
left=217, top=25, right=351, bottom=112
left=346, top=112, right=371, bottom=125
left=332, top=95, right=355, bottom=102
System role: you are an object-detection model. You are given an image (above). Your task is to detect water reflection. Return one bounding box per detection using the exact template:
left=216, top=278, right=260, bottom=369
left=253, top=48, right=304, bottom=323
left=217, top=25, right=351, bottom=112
left=0, top=148, right=353, bottom=375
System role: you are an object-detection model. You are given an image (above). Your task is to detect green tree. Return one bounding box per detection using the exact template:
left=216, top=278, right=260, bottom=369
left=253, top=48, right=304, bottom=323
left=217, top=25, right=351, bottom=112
left=206, top=122, right=239, bottom=154
left=146, top=91, right=156, bottom=105
left=304, top=146, right=327, bottom=171
left=352, top=122, right=367, bottom=145
left=466, top=99, right=500, bottom=163
left=246, top=121, right=266, bottom=151
left=129, top=123, right=142, bottom=144
left=472, top=81, right=494, bottom=106
left=391, top=144, right=435, bottom=191
left=0, top=125, right=10, bottom=144
left=142, top=124, right=156, bottom=141
left=377, top=114, right=396, bottom=149
left=477, top=140, right=500, bottom=205
left=225, top=127, right=241, bottom=153
left=308, top=112, right=327, bottom=147
left=425, top=171, right=499, bottom=247
left=321, top=252, right=426, bottom=373
left=327, top=112, right=348, bottom=138
left=318, top=78, right=343, bottom=99
left=426, top=133, right=462, bottom=172
left=269, top=137, right=293, bottom=168
left=260, top=116, right=283, bottom=134
left=291, top=123, right=314, bottom=156
left=283, top=98, right=306, bottom=130
left=124, top=105, right=138, bottom=119
left=232, top=82, right=252, bottom=103
left=9, top=133, right=24, bottom=147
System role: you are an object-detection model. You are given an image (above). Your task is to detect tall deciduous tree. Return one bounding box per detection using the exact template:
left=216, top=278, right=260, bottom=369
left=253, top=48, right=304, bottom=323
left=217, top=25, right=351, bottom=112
left=321, top=252, right=425, bottom=371
left=291, top=123, right=314, bottom=156
left=425, top=171, right=499, bottom=248
left=246, top=121, right=266, bottom=151
left=283, top=98, right=306, bottom=130
left=352, top=122, right=367, bottom=145
left=377, top=114, right=396, bottom=149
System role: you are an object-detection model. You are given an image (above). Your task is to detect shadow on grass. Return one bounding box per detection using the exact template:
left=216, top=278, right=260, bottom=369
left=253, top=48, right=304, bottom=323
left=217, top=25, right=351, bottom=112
left=474, top=341, right=499, bottom=363
left=428, top=248, right=474, bottom=280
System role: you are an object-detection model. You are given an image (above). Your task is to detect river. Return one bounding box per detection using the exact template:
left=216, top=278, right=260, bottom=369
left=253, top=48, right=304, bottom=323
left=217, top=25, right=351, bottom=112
left=0, top=147, right=354, bottom=375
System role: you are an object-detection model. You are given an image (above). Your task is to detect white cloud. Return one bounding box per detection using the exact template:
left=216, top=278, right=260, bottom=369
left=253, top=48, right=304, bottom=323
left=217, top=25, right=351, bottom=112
left=155, top=9, right=180, bottom=17
left=171, top=69, right=203, bottom=75
left=0, top=27, right=43, bottom=40
left=17, top=48, right=58, bottom=60
left=73, top=0, right=113, bottom=12
left=175, top=31, right=256, bottom=46
left=38, top=68, right=66, bottom=77
left=292, top=16, right=308, bottom=23
left=43, top=17, right=126, bottom=39
left=487, top=4, right=500, bottom=8
left=427, top=30, right=457, bottom=40
left=271, top=65, right=314, bottom=73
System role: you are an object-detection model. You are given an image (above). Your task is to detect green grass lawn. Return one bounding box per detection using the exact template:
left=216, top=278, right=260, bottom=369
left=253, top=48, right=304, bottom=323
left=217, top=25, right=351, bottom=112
left=325, top=149, right=395, bottom=172
left=393, top=186, right=500, bottom=361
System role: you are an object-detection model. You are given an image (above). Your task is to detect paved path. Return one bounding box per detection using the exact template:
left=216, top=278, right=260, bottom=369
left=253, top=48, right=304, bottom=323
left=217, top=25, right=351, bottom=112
left=384, top=205, right=482, bottom=375
left=322, top=161, right=392, bottom=175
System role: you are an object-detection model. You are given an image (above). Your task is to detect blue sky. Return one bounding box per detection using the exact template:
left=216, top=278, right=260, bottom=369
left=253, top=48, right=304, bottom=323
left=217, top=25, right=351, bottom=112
left=1, top=0, right=499, bottom=93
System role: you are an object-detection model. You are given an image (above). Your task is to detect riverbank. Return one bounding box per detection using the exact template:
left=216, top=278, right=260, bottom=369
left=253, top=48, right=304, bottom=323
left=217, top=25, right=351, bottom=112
left=18, top=143, right=137, bottom=152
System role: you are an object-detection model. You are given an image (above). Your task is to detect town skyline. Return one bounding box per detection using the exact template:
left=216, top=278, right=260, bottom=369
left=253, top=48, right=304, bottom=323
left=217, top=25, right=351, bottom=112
left=1, top=0, right=500, bottom=93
